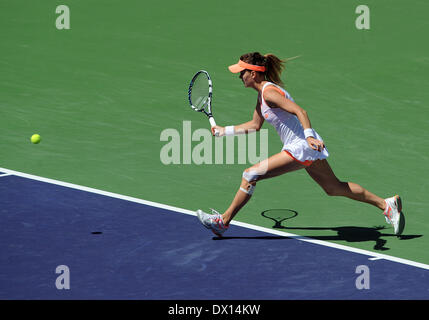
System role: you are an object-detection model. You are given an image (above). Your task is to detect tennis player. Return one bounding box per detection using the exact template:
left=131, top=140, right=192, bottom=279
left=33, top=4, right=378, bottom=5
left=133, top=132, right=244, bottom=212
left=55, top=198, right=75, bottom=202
left=196, top=52, right=403, bottom=237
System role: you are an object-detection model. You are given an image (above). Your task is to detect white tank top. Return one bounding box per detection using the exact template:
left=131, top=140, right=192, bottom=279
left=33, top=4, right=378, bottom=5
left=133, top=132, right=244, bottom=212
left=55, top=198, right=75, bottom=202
left=259, top=82, right=329, bottom=162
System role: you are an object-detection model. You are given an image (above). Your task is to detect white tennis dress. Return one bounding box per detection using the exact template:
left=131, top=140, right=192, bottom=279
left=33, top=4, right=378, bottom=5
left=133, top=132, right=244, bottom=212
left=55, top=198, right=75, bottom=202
left=259, top=82, right=329, bottom=163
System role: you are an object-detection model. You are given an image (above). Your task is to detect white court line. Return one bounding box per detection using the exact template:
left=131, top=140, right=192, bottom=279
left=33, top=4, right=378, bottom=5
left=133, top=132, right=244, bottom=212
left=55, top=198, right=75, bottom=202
left=0, top=173, right=12, bottom=178
left=1, top=166, right=429, bottom=271
left=369, top=257, right=384, bottom=261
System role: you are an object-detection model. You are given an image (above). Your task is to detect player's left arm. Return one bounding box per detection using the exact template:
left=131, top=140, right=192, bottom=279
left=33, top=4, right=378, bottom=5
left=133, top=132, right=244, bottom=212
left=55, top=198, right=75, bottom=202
left=264, top=89, right=325, bottom=151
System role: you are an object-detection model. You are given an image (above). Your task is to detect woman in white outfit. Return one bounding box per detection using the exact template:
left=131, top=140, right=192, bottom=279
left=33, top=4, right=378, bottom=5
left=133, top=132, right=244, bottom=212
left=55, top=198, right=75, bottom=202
left=196, top=52, right=403, bottom=236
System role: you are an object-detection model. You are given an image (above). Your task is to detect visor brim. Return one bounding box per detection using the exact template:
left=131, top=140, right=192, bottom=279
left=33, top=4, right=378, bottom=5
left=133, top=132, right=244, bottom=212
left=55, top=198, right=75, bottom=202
left=228, top=64, right=245, bottom=73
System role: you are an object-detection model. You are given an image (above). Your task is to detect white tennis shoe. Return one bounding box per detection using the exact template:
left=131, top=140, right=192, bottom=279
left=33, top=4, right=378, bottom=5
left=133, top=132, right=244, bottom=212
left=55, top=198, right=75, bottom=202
left=383, top=195, right=404, bottom=235
left=196, top=208, right=228, bottom=237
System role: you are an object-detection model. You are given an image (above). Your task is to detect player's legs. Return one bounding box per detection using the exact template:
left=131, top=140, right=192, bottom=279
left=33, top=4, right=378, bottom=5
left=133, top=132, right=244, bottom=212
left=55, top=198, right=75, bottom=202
left=305, top=159, right=386, bottom=210
left=222, top=151, right=305, bottom=225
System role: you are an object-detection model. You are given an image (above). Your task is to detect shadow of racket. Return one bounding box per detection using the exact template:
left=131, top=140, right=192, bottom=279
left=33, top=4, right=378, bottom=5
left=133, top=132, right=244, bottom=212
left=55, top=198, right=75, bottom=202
left=261, top=208, right=298, bottom=229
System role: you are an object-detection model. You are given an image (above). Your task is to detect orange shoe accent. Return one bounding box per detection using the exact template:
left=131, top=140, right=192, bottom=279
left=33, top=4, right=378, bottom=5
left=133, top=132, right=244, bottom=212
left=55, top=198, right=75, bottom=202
left=384, top=206, right=393, bottom=220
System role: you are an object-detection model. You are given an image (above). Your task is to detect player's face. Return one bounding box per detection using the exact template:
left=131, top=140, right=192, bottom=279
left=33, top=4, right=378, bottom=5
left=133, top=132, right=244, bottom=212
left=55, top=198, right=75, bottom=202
left=239, top=69, right=251, bottom=87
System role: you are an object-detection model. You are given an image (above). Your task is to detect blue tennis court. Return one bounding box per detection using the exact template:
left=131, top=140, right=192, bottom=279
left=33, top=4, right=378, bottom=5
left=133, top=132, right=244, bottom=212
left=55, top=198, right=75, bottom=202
left=0, top=169, right=428, bottom=300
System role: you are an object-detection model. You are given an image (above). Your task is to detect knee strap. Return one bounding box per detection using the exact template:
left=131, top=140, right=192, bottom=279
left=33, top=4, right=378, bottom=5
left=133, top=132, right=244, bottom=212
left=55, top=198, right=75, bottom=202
left=240, top=185, right=255, bottom=195
left=242, top=170, right=259, bottom=183
left=241, top=170, right=258, bottom=195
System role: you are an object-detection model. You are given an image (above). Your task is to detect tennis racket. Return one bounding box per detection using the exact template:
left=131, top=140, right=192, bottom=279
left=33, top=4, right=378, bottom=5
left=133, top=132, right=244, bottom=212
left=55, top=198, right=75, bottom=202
left=188, top=70, right=219, bottom=136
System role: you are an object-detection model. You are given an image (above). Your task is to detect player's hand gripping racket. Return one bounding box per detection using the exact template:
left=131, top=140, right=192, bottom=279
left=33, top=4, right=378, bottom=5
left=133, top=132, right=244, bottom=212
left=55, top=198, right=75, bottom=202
left=188, top=70, right=219, bottom=136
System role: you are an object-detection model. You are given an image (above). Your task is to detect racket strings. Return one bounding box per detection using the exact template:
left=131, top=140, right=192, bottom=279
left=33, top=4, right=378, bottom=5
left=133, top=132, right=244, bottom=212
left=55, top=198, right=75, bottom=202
left=190, top=75, right=210, bottom=111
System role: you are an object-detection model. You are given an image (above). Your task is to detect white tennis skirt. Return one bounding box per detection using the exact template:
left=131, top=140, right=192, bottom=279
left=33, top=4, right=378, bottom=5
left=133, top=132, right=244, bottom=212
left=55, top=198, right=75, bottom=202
left=281, top=130, right=329, bottom=166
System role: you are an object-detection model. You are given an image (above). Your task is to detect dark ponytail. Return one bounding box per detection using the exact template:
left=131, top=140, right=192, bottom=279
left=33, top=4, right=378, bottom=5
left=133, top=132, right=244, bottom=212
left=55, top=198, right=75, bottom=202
left=263, top=53, right=285, bottom=87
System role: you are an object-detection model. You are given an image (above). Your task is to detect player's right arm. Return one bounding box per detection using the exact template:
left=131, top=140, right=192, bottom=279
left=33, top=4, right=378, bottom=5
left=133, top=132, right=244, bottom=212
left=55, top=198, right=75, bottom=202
left=212, top=99, right=264, bottom=136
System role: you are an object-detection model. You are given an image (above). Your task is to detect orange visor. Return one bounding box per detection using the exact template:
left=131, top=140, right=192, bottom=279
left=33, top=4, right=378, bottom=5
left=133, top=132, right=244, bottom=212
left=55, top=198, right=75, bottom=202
left=228, top=60, right=266, bottom=73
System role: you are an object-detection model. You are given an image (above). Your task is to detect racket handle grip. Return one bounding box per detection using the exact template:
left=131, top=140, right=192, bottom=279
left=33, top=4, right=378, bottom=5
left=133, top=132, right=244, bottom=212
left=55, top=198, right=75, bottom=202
left=209, top=117, right=219, bottom=137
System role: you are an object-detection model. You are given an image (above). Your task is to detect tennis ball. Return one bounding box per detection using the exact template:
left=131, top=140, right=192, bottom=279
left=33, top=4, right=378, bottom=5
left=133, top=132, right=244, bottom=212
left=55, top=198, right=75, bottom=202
left=31, top=134, right=41, bottom=144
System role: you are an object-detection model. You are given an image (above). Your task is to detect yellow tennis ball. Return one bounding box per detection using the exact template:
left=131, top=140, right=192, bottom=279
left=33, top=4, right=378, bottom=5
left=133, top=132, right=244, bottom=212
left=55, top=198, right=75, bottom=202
left=31, top=134, right=41, bottom=144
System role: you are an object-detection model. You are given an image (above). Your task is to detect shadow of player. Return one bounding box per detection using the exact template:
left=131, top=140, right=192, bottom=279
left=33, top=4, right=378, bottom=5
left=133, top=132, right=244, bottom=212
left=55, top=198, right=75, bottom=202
left=214, top=209, right=422, bottom=251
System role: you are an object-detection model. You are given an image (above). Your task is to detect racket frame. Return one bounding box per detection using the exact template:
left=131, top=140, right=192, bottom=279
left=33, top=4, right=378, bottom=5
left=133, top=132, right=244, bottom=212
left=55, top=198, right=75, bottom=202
left=188, top=70, right=219, bottom=136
